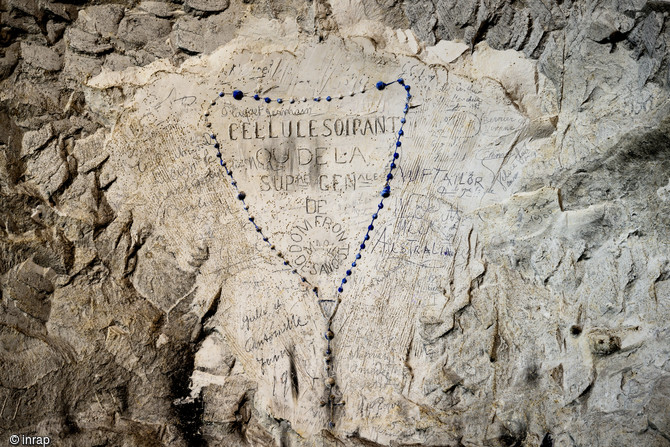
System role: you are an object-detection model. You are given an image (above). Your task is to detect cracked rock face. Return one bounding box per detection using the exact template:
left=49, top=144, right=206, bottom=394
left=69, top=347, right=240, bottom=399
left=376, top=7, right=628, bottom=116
left=1, top=1, right=669, bottom=446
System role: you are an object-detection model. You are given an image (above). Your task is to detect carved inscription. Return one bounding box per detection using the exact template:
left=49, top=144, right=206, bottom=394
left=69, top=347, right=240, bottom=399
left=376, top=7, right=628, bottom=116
left=208, top=89, right=406, bottom=280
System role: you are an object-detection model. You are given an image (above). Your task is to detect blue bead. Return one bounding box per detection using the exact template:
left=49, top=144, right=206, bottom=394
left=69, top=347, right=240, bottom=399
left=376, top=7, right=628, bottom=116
left=404, top=105, right=409, bottom=112
left=387, top=173, right=393, bottom=180
left=210, top=134, right=216, bottom=139
left=277, top=98, right=283, bottom=103
left=302, top=277, right=307, bottom=282
left=360, top=243, right=366, bottom=249
left=314, top=97, right=320, bottom=102
left=326, top=96, right=332, bottom=101
left=393, top=153, right=399, bottom=159
left=381, top=186, right=390, bottom=198
left=264, top=97, right=271, bottom=103
left=400, top=118, right=406, bottom=124
left=346, top=270, right=352, bottom=275
left=338, top=287, right=343, bottom=293
left=214, top=143, right=220, bottom=148
left=237, top=192, right=246, bottom=200
left=364, top=234, right=369, bottom=241
left=356, top=254, right=361, bottom=259
left=407, top=94, right=412, bottom=100
left=232, top=90, right=244, bottom=100
left=372, top=213, right=378, bottom=219
left=218, top=92, right=224, bottom=97
left=283, top=260, right=289, bottom=265
left=368, top=225, right=374, bottom=231
left=376, top=81, right=386, bottom=90
left=352, top=262, right=356, bottom=267
left=342, top=278, right=347, bottom=284
left=405, top=85, right=410, bottom=91
left=397, top=78, right=404, bottom=85
left=378, top=202, right=384, bottom=209
left=216, top=152, right=221, bottom=157
left=254, top=94, right=260, bottom=100
left=231, top=181, right=237, bottom=186
left=390, top=163, right=396, bottom=169
left=396, top=141, right=401, bottom=147
left=398, top=129, right=404, bottom=136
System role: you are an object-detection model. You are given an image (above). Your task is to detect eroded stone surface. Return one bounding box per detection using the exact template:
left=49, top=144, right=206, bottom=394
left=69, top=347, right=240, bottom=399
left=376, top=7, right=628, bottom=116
left=1, top=1, right=669, bottom=446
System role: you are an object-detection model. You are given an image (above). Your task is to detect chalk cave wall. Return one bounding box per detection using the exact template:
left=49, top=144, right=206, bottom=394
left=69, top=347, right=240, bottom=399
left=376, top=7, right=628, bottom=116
left=1, top=0, right=670, bottom=446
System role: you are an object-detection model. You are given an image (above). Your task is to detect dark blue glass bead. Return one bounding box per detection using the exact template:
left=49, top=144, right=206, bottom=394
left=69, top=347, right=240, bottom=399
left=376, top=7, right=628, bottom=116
left=248, top=216, right=254, bottom=222
left=314, top=97, right=320, bottom=102
left=254, top=94, right=260, bottom=100
left=398, top=129, right=404, bottom=136
left=404, top=105, right=409, bottom=112
left=346, top=270, right=352, bottom=275
left=210, top=133, right=216, bottom=139
left=372, top=213, right=378, bottom=219
left=283, top=260, right=289, bottom=265
left=387, top=174, right=393, bottom=180
left=376, top=81, right=386, bottom=90
left=264, top=97, right=271, bottom=103
left=396, top=141, right=402, bottom=147
left=360, top=243, right=366, bottom=249
left=218, top=92, right=224, bottom=97
left=256, top=227, right=262, bottom=232
left=277, top=98, right=283, bottom=103
left=263, top=237, right=269, bottom=242
left=397, top=78, right=404, bottom=85
left=237, top=192, right=246, bottom=200
left=378, top=202, right=384, bottom=209
left=232, top=90, right=243, bottom=100
left=381, top=186, right=390, bottom=198
left=216, top=152, right=221, bottom=158
left=352, top=262, right=356, bottom=267
left=356, top=254, right=361, bottom=259
left=407, top=94, right=412, bottom=100
left=231, top=181, right=237, bottom=186
left=390, top=163, right=396, bottom=169
left=401, top=118, right=406, bottom=124
left=393, top=153, right=399, bottom=159
left=302, top=277, right=307, bottom=282
left=368, top=225, right=374, bottom=231
left=325, top=330, right=334, bottom=340
left=364, top=234, right=369, bottom=241
left=405, top=85, right=410, bottom=91
left=214, top=143, right=220, bottom=148
left=338, top=287, right=343, bottom=293
left=342, top=278, right=347, bottom=284
left=326, top=96, right=332, bottom=101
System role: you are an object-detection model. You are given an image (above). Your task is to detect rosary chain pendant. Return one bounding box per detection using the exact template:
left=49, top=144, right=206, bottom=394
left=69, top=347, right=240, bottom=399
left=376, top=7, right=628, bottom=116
left=203, top=78, right=412, bottom=430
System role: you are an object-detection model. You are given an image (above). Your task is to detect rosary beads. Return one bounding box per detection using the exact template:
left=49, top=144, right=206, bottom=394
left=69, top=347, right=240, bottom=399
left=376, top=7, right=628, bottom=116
left=203, top=78, right=412, bottom=429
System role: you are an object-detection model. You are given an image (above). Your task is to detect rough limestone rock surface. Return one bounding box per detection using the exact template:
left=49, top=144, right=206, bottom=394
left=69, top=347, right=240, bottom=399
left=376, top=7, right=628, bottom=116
left=1, top=1, right=669, bottom=447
